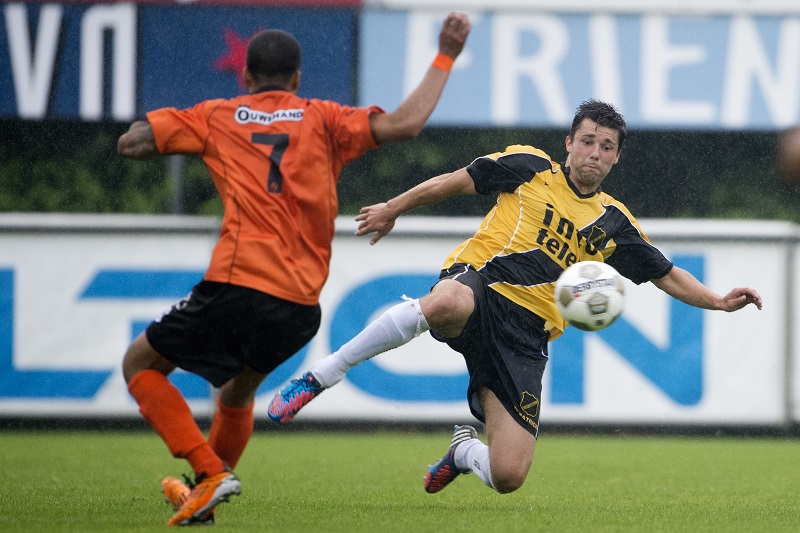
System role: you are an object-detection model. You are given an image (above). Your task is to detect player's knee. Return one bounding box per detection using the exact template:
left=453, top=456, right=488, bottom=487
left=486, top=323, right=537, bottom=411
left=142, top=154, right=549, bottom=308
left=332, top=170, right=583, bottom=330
left=122, top=333, right=173, bottom=383
left=121, top=341, right=146, bottom=383
left=421, top=282, right=474, bottom=337
left=491, top=468, right=527, bottom=494
left=488, top=456, right=531, bottom=494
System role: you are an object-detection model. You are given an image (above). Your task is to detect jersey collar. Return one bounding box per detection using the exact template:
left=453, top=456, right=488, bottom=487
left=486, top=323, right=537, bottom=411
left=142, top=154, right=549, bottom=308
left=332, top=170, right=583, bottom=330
left=563, top=166, right=601, bottom=198
left=252, top=84, right=290, bottom=94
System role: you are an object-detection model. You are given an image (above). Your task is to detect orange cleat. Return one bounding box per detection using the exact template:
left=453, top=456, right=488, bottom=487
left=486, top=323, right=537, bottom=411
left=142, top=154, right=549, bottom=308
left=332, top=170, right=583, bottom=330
left=162, top=476, right=218, bottom=525
left=166, top=471, right=240, bottom=526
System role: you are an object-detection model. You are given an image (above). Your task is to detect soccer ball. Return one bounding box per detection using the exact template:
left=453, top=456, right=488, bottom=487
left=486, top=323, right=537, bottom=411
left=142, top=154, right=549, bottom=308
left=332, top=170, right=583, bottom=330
left=554, top=261, right=625, bottom=331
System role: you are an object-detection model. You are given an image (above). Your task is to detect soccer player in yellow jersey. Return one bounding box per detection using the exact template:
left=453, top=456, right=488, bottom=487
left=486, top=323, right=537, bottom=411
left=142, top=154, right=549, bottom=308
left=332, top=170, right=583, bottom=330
left=270, top=100, right=762, bottom=495
left=117, top=13, right=470, bottom=525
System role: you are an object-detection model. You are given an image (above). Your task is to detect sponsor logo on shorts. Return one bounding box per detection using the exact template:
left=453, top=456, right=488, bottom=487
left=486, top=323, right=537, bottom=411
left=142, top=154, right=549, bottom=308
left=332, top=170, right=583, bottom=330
left=155, top=292, right=190, bottom=322
left=515, top=390, right=540, bottom=430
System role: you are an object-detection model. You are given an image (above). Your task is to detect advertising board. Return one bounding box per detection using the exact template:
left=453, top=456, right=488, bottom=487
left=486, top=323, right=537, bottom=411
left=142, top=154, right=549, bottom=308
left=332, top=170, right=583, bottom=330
left=0, top=215, right=788, bottom=428
left=0, top=3, right=356, bottom=120
left=359, top=10, right=800, bottom=130
left=4, top=3, right=800, bottom=130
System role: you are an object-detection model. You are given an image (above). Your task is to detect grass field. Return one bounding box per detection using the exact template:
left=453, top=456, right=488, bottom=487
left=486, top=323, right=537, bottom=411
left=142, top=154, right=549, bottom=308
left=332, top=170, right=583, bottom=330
left=2, top=429, right=799, bottom=532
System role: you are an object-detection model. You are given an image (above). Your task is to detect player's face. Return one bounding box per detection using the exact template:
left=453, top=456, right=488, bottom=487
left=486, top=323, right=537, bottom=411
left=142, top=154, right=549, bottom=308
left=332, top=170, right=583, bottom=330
left=565, top=118, right=621, bottom=194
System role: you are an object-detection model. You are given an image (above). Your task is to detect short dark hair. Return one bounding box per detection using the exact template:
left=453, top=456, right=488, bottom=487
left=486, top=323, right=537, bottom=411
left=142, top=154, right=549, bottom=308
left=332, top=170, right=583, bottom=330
left=246, top=29, right=302, bottom=80
left=570, top=99, right=627, bottom=150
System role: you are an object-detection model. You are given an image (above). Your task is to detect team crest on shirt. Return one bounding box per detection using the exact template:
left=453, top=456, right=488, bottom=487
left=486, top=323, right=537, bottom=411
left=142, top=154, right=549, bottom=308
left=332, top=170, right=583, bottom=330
left=585, top=225, right=608, bottom=251
left=234, top=106, right=304, bottom=125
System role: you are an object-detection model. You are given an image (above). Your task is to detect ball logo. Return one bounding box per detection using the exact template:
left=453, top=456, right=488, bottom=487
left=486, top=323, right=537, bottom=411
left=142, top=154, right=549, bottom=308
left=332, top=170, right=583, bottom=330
left=570, top=277, right=618, bottom=295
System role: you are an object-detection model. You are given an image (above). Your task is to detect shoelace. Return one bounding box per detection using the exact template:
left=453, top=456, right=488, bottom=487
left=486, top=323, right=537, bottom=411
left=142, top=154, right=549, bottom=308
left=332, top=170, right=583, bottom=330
left=283, top=378, right=310, bottom=399
left=181, top=474, right=195, bottom=490
left=181, top=472, right=208, bottom=491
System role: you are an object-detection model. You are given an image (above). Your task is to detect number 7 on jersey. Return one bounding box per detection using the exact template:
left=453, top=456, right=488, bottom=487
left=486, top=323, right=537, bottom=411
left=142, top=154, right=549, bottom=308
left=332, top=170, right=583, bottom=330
left=252, top=133, right=289, bottom=193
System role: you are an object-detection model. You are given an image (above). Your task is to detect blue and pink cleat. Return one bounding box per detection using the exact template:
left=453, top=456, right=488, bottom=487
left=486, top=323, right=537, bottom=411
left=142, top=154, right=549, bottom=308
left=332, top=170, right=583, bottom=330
left=424, top=424, right=478, bottom=493
left=268, top=371, right=325, bottom=423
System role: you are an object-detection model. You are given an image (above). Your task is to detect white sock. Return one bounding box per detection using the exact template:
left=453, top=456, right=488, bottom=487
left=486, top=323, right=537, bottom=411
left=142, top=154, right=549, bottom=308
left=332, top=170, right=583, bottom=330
left=455, top=439, right=495, bottom=490
left=310, top=298, right=429, bottom=388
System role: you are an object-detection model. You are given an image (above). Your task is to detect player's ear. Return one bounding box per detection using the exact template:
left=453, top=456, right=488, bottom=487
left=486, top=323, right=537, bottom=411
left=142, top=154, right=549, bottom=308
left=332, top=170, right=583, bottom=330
left=243, top=68, right=254, bottom=91
left=289, top=70, right=301, bottom=93
left=565, top=135, right=573, bottom=154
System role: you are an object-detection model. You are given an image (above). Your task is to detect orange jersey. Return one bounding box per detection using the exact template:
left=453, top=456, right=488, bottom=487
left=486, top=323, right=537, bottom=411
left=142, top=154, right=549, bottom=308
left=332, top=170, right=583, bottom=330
left=147, top=88, right=381, bottom=305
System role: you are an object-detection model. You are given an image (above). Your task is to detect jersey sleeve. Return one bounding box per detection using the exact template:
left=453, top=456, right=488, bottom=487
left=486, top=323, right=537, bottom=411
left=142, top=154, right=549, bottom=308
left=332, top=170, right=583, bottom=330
left=466, top=145, right=555, bottom=195
left=146, top=100, right=222, bottom=155
left=315, top=100, right=382, bottom=165
left=605, top=240, right=673, bottom=284
left=602, top=208, right=674, bottom=284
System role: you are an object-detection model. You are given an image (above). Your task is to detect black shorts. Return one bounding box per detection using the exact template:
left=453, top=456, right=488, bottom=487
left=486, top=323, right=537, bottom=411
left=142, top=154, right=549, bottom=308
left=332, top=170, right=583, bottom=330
left=146, top=280, right=321, bottom=388
left=431, top=264, right=549, bottom=438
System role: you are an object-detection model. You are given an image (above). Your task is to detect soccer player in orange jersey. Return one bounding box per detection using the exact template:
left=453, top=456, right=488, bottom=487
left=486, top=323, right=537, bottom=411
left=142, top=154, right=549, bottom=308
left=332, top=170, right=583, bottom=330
left=117, top=12, right=470, bottom=526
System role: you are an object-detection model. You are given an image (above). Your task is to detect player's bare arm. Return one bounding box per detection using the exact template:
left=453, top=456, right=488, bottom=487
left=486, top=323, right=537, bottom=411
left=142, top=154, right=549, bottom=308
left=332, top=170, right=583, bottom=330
left=356, top=167, right=476, bottom=245
left=369, top=11, right=471, bottom=144
left=117, top=120, right=159, bottom=160
left=651, top=266, right=762, bottom=311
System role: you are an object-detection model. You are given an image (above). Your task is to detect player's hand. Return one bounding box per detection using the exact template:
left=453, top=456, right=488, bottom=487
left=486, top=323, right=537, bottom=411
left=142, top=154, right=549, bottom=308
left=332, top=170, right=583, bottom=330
left=721, top=287, right=763, bottom=311
left=355, top=203, right=396, bottom=245
left=117, top=120, right=159, bottom=160
left=438, top=11, right=471, bottom=59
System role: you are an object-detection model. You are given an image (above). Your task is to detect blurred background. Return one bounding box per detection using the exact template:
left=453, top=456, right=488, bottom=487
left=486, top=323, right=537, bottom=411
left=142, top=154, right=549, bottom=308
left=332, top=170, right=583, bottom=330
left=0, top=0, right=798, bottom=432
left=2, top=0, right=799, bottom=219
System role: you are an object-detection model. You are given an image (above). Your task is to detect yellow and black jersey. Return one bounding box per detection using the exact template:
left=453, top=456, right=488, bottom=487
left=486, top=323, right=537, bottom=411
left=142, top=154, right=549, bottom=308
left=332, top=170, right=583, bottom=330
left=442, top=144, right=673, bottom=339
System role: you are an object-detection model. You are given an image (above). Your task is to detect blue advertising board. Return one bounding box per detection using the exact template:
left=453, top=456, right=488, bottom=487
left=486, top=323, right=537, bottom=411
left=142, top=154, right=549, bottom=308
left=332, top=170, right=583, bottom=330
left=0, top=218, right=783, bottom=423
left=0, top=3, right=356, bottom=121
left=4, top=4, right=798, bottom=129
left=0, top=257, right=702, bottom=406
left=359, top=10, right=800, bottom=130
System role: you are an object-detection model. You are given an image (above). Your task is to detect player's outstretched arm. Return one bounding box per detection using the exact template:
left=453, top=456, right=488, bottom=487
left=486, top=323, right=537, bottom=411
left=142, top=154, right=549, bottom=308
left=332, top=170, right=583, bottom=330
left=651, top=266, right=763, bottom=311
left=356, top=167, right=476, bottom=244
left=369, top=11, right=471, bottom=144
left=117, top=120, right=159, bottom=160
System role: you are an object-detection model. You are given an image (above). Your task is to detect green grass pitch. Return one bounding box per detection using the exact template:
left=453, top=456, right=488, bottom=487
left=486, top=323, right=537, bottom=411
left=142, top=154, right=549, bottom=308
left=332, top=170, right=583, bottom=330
left=2, top=429, right=799, bottom=531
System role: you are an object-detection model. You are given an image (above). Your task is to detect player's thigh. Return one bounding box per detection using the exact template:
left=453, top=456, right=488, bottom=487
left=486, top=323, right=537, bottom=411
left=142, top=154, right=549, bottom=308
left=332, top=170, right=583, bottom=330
left=480, top=387, right=537, bottom=478
left=219, top=366, right=268, bottom=408
left=420, top=278, right=475, bottom=337
left=122, top=332, right=176, bottom=382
